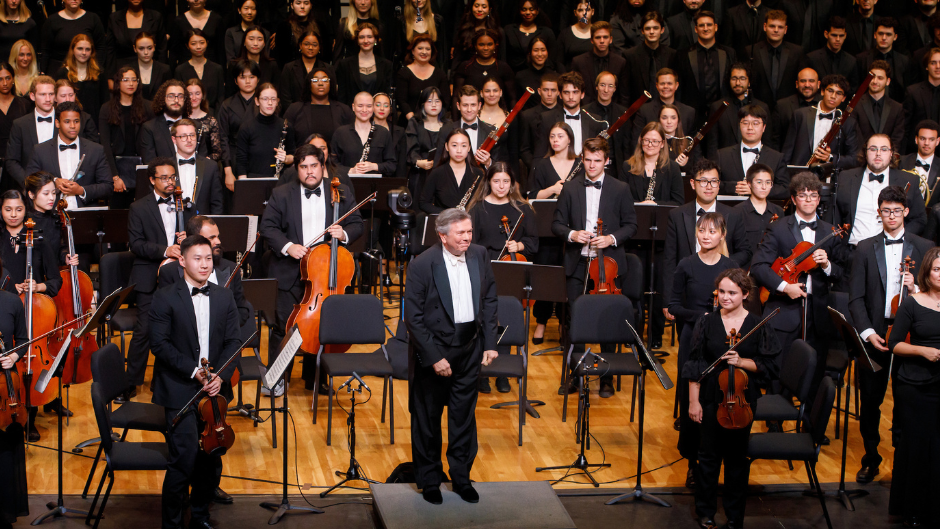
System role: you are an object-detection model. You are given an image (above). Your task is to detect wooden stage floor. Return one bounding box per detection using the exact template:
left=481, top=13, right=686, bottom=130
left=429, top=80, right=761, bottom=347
left=24, top=298, right=892, bottom=496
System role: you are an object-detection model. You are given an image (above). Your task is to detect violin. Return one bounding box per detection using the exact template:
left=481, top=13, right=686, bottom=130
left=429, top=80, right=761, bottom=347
left=0, top=333, right=27, bottom=432
left=16, top=219, right=58, bottom=408
left=712, top=289, right=719, bottom=312
left=196, top=358, right=235, bottom=456
left=716, top=329, right=754, bottom=430
left=758, top=223, right=850, bottom=304
left=497, top=215, right=527, bottom=262
left=586, top=218, right=621, bottom=295
left=886, top=256, right=914, bottom=343
left=48, top=200, right=96, bottom=385
left=159, top=181, right=188, bottom=269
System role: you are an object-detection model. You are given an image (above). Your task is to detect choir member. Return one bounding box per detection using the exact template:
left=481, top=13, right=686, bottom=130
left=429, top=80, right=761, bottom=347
left=715, top=105, right=787, bottom=199
left=609, top=0, right=671, bottom=54
left=622, top=122, right=684, bottom=204
left=335, top=23, right=392, bottom=104
left=185, top=79, right=230, bottom=183
left=631, top=68, right=696, bottom=154
left=0, top=62, right=28, bottom=168
left=532, top=72, right=606, bottom=160
left=569, top=21, right=626, bottom=104
left=279, top=30, right=328, bottom=110
left=453, top=0, right=502, bottom=67
left=171, top=119, right=223, bottom=214
left=903, top=48, right=940, bottom=154
left=782, top=74, right=858, bottom=170
left=54, top=79, right=101, bottom=144
left=226, top=25, right=279, bottom=100
left=672, top=11, right=737, bottom=123
left=236, top=83, right=294, bottom=179
left=217, top=59, right=258, bottom=175
left=54, top=34, right=109, bottom=124
left=333, top=0, right=384, bottom=63
left=454, top=29, right=517, bottom=113
left=703, top=63, right=770, bottom=161
left=99, top=66, right=154, bottom=208
left=405, top=86, right=447, bottom=196
left=420, top=128, right=484, bottom=214
left=503, top=0, right=556, bottom=73
left=9, top=40, right=37, bottom=98
left=855, top=18, right=910, bottom=104
left=107, top=0, right=167, bottom=68
left=854, top=60, right=905, bottom=150
left=175, top=28, right=225, bottom=112
left=40, top=0, right=107, bottom=74
left=514, top=37, right=559, bottom=111
left=742, top=10, right=806, bottom=111
left=734, top=164, right=784, bottom=260
left=622, top=11, right=675, bottom=106
left=554, top=1, right=593, bottom=70
left=400, top=0, right=448, bottom=71
left=806, top=16, right=860, bottom=91
left=0, top=0, right=38, bottom=65
left=396, top=36, right=451, bottom=122
left=223, top=0, right=269, bottom=65
left=4, top=75, right=55, bottom=187
left=121, top=32, right=172, bottom=102
left=138, top=79, right=193, bottom=162
left=170, top=0, right=225, bottom=66
left=283, top=67, right=352, bottom=148
left=666, top=0, right=703, bottom=52
left=769, top=67, right=819, bottom=152
left=272, top=0, right=322, bottom=68
left=519, top=73, right=560, bottom=171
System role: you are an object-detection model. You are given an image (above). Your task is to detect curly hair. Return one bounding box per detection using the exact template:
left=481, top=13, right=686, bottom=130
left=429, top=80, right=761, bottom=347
left=151, top=79, right=192, bottom=117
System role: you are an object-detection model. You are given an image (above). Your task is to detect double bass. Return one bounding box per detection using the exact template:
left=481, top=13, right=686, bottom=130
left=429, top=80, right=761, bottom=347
left=585, top=218, right=621, bottom=295
left=16, top=219, right=58, bottom=407
left=48, top=200, right=96, bottom=385
left=716, top=329, right=753, bottom=430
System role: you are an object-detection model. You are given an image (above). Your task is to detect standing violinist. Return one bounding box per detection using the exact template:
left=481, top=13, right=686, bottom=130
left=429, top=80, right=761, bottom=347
left=551, top=137, right=636, bottom=397
left=260, top=143, right=363, bottom=395
left=0, top=253, right=29, bottom=528
left=149, top=235, right=242, bottom=529
left=683, top=268, right=780, bottom=529
left=848, top=186, right=932, bottom=485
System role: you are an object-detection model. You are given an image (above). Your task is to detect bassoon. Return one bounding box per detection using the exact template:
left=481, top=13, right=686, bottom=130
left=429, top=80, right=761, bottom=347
left=806, top=71, right=875, bottom=166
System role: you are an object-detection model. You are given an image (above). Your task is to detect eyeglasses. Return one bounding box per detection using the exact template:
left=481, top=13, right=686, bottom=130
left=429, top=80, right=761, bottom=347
left=310, top=77, right=330, bottom=83
left=165, top=93, right=185, bottom=101
left=867, top=146, right=892, bottom=154
left=824, top=87, right=845, bottom=97
left=175, top=133, right=196, bottom=140
left=642, top=139, right=662, bottom=146
left=740, top=120, right=763, bottom=127
left=880, top=208, right=905, bottom=217
left=153, top=176, right=176, bottom=182
left=258, top=97, right=278, bottom=103
left=695, top=179, right=720, bottom=187
left=796, top=193, right=820, bottom=200
left=121, top=77, right=139, bottom=83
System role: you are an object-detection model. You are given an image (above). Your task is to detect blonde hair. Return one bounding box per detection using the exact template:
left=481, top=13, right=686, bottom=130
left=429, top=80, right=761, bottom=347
left=404, top=0, right=437, bottom=42
left=627, top=122, right=670, bottom=175
left=64, top=34, right=102, bottom=83
left=0, top=0, right=31, bottom=23
left=8, top=39, right=38, bottom=97
left=344, top=0, right=381, bottom=38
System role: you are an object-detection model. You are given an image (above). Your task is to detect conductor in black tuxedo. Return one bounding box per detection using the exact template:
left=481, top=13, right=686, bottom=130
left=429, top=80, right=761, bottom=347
left=552, top=137, right=637, bottom=397
left=259, top=143, right=363, bottom=391
left=149, top=235, right=242, bottom=529
left=24, top=102, right=113, bottom=208
left=137, top=80, right=192, bottom=162
left=125, top=158, right=193, bottom=399
left=432, top=85, right=499, bottom=167
left=170, top=119, right=223, bottom=215
left=404, top=207, right=498, bottom=506
left=849, top=186, right=933, bottom=485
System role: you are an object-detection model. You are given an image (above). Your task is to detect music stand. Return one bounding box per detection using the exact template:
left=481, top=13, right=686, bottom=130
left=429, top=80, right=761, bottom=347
left=206, top=215, right=254, bottom=254
left=234, top=178, right=280, bottom=217
left=716, top=195, right=748, bottom=208
left=134, top=166, right=151, bottom=201
left=824, top=306, right=880, bottom=511
left=633, top=205, right=676, bottom=357
left=529, top=199, right=568, bottom=356
left=68, top=209, right=129, bottom=259
left=491, top=261, right=566, bottom=419
left=421, top=214, right=439, bottom=247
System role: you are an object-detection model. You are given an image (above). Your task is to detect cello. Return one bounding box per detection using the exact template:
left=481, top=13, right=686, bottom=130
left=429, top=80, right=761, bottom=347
left=758, top=223, right=850, bottom=303
left=716, top=329, right=753, bottom=430
left=0, top=332, right=27, bottom=432
left=16, top=219, right=58, bottom=408
left=585, top=218, right=621, bottom=295
left=48, top=200, right=96, bottom=385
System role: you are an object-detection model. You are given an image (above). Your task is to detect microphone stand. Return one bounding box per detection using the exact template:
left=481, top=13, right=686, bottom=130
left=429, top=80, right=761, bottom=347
left=320, top=373, right=379, bottom=497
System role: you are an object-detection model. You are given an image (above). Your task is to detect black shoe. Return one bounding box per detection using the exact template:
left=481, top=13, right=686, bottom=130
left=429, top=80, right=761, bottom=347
left=599, top=382, right=615, bottom=398
left=720, top=521, right=741, bottom=529
left=821, top=435, right=830, bottom=446
left=27, top=422, right=39, bottom=442
left=696, top=516, right=717, bottom=529
left=532, top=336, right=544, bottom=345
left=673, top=417, right=681, bottom=431
left=686, top=466, right=697, bottom=489
left=453, top=483, right=479, bottom=503
left=478, top=378, right=491, bottom=394
left=558, top=381, right=578, bottom=395
left=213, top=487, right=234, bottom=504
left=317, top=383, right=331, bottom=396
left=651, top=340, right=663, bottom=350
left=44, top=400, right=73, bottom=417
left=422, top=486, right=443, bottom=505
left=495, top=377, right=511, bottom=393
left=189, top=520, right=215, bottom=529
left=855, top=465, right=879, bottom=484
left=904, top=516, right=921, bottom=528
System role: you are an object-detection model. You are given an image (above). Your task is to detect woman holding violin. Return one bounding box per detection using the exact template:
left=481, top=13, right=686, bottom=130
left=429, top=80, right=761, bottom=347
left=683, top=268, right=780, bottom=529
left=0, top=252, right=29, bottom=528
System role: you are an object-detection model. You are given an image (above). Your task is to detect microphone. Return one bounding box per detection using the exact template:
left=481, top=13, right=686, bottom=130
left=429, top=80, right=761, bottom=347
left=338, top=375, right=356, bottom=391
left=352, top=371, right=371, bottom=392
left=572, top=349, right=592, bottom=373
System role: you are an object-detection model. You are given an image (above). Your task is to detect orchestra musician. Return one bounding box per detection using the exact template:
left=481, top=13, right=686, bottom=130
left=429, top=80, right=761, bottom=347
left=899, top=120, right=939, bottom=210
left=715, top=104, right=789, bottom=200
left=330, top=92, right=398, bottom=177
left=431, top=85, right=497, bottom=168
left=622, top=122, right=684, bottom=205
left=170, top=119, right=223, bottom=215
left=631, top=68, right=696, bottom=151
left=137, top=80, right=193, bottom=163
left=277, top=134, right=353, bottom=191
left=259, top=143, right=363, bottom=394
left=0, top=258, right=28, bottom=527
left=734, top=164, right=785, bottom=259
left=420, top=128, right=485, bottom=214
left=404, top=207, right=499, bottom=506
left=533, top=72, right=606, bottom=160
left=683, top=268, right=780, bottom=529
left=4, top=76, right=57, bottom=188
left=24, top=172, right=64, bottom=263
left=149, top=234, right=242, bottom=529
left=124, top=158, right=192, bottom=402
left=848, top=186, right=932, bottom=485
left=781, top=74, right=858, bottom=170
left=551, top=137, right=637, bottom=397
left=519, top=73, right=560, bottom=174
left=235, top=83, right=294, bottom=180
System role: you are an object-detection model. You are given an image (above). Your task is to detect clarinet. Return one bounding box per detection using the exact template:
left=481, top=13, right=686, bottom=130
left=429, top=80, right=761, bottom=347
left=645, top=169, right=657, bottom=201
left=272, top=120, right=288, bottom=180
left=549, top=157, right=583, bottom=199
left=360, top=120, right=376, bottom=163
left=457, top=172, right=482, bottom=210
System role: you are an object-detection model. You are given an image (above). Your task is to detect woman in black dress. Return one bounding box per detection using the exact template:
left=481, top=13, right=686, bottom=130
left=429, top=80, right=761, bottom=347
left=185, top=78, right=230, bottom=182
left=99, top=65, right=154, bottom=208
left=0, top=0, right=38, bottom=67
left=123, top=32, right=171, bottom=102
left=405, top=86, right=447, bottom=196
left=9, top=39, right=38, bottom=98
left=226, top=25, right=279, bottom=99
left=400, top=0, right=448, bottom=71
left=683, top=267, right=779, bottom=529
left=452, top=0, right=502, bottom=67
left=217, top=58, right=258, bottom=180
left=468, top=161, right=537, bottom=393
left=622, top=121, right=684, bottom=205
left=170, top=0, right=225, bottom=66
left=514, top=36, right=557, bottom=110
left=453, top=29, right=516, bottom=114
left=335, top=22, right=392, bottom=105
left=503, top=0, right=556, bottom=73
left=888, top=246, right=940, bottom=527
left=333, top=0, right=384, bottom=63
left=40, top=0, right=107, bottom=74
left=107, top=0, right=167, bottom=70
left=272, top=0, right=321, bottom=68
left=283, top=67, right=353, bottom=147
left=54, top=34, right=109, bottom=124
left=279, top=30, right=328, bottom=109
left=223, top=0, right=269, bottom=65
left=553, top=1, right=593, bottom=70
left=0, top=62, right=29, bottom=163
left=0, top=264, right=28, bottom=527
left=395, top=36, right=450, bottom=123
left=660, top=103, right=697, bottom=168
left=235, top=83, right=294, bottom=179
left=372, top=92, right=405, bottom=179
left=174, top=28, right=225, bottom=112
left=419, top=127, right=483, bottom=213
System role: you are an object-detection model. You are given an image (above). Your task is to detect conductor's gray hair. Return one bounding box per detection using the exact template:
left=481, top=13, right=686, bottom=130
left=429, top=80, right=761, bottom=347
left=435, top=208, right=472, bottom=235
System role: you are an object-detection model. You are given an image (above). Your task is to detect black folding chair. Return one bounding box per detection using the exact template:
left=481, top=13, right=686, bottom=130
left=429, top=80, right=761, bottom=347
left=234, top=278, right=276, bottom=427
left=754, top=339, right=817, bottom=424
left=479, top=295, right=530, bottom=446
left=98, top=251, right=137, bottom=356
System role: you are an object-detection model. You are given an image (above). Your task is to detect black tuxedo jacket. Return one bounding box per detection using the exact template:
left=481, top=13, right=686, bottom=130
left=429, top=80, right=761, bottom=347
left=854, top=94, right=905, bottom=148
left=260, top=181, right=364, bottom=292
left=631, top=98, right=696, bottom=149
left=666, top=11, right=696, bottom=52
left=834, top=167, right=927, bottom=236
left=849, top=231, right=933, bottom=338
left=551, top=174, right=637, bottom=276
left=769, top=93, right=820, bottom=151
left=856, top=49, right=910, bottom=103
left=716, top=143, right=789, bottom=200
left=128, top=192, right=195, bottom=293
left=703, top=97, right=770, bottom=160
left=149, top=281, right=242, bottom=409
left=404, top=243, right=498, bottom=369
left=806, top=47, right=860, bottom=90
left=671, top=43, right=737, bottom=121
left=137, top=114, right=178, bottom=163
left=899, top=153, right=940, bottom=207
left=720, top=2, right=770, bottom=57
left=902, top=81, right=939, bottom=154
left=519, top=103, right=555, bottom=170
left=663, top=201, right=751, bottom=301
left=843, top=12, right=879, bottom=56
left=782, top=105, right=859, bottom=170
left=173, top=156, right=223, bottom=215
left=24, top=138, right=113, bottom=206
left=3, top=112, right=100, bottom=186
left=569, top=51, right=628, bottom=103
left=745, top=41, right=807, bottom=109
left=432, top=120, right=503, bottom=166
left=751, top=215, right=845, bottom=332
left=533, top=108, right=608, bottom=161
left=622, top=44, right=676, bottom=104
left=158, top=257, right=252, bottom=327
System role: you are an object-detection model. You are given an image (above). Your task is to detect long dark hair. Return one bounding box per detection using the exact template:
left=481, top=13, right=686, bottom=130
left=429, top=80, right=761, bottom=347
left=24, top=171, right=57, bottom=212
left=414, top=86, right=446, bottom=124
left=0, top=190, right=26, bottom=228
left=236, top=24, right=274, bottom=63
left=466, top=161, right=529, bottom=212
left=184, top=78, right=210, bottom=113
left=288, top=0, right=320, bottom=43
left=437, top=128, right=473, bottom=168
left=107, top=65, right=148, bottom=126
left=456, top=0, right=502, bottom=53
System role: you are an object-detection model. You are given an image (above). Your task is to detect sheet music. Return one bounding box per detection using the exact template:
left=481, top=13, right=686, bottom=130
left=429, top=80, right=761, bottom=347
left=246, top=215, right=258, bottom=252
left=35, top=333, right=71, bottom=394
left=264, top=327, right=303, bottom=388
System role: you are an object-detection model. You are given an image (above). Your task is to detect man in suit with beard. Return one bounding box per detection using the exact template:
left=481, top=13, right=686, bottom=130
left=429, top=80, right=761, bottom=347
left=405, top=207, right=498, bottom=506
left=703, top=63, right=771, bottom=161
left=137, top=80, right=191, bottom=162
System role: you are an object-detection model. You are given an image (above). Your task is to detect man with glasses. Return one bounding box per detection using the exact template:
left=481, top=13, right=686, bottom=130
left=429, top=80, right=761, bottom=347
left=849, top=186, right=932, bottom=485
left=899, top=120, right=939, bottom=209
left=138, top=80, right=191, bottom=162
left=734, top=163, right=785, bottom=259
left=170, top=119, right=223, bottom=214
left=704, top=64, right=770, bottom=160
left=331, top=92, right=398, bottom=176
left=716, top=105, right=787, bottom=199
left=782, top=74, right=859, bottom=170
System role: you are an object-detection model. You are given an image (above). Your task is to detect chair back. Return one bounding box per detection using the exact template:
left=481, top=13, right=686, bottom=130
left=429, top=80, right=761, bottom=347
left=91, top=344, right=128, bottom=404
left=496, top=296, right=526, bottom=347
left=621, top=253, right=644, bottom=302
left=90, top=382, right=115, bottom=453
left=569, top=295, right=636, bottom=345
left=242, top=279, right=278, bottom=326
left=99, top=251, right=135, bottom=304
left=781, top=339, right=817, bottom=402
left=319, top=295, right=386, bottom=346
left=807, top=376, right=836, bottom=446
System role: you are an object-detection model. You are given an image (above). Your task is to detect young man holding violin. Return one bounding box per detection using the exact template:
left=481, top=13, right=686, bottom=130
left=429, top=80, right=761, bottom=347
left=848, top=186, right=932, bottom=484
left=259, top=143, right=363, bottom=394
left=149, top=235, right=242, bottom=529
left=551, top=137, right=636, bottom=397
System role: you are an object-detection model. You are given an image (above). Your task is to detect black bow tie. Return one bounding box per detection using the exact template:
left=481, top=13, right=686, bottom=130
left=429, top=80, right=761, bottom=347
left=37, top=116, right=52, bottom=123
left=916, top=160, right=931, bottom=170
left=59, top=143, right=77, bottom=151
left=697, top=208, right=706, bottom=216
left=885, top=237, right=904, bottom=245
left=743, top=147, right=760, bottom=154
left=584, top=179, right=602, bottom=189
left=565, top=114, right=580, bottom=120
left=799, top=220, right=817, bottom=230
left=462, top=122, right=478, bottom=130
left=157, top=196, right=172, bottom=205
left=304, top=187, right=321, bottom=199
left=869, top=172, right=884, bottom=183
left=179, top=157, right=195, bottom=166
left=818, top=112, right=834, bottom=120
left=191, top=285, right=210, bottom=297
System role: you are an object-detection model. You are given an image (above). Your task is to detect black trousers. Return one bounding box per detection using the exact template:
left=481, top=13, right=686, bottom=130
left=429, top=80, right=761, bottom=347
left=677, top=326, right=700, bottom=462
left=126, top=290, right=155, bottom=387
left=533, top=238, right=563, bottom=325
left=0, top=424, right=27, bottom=524
left=565, top=258, right=615, bottom=386
left=857, top=343, right=892, bottom=467
left=410, top=336, right=481, bottom=489
left=162, top=408, right=222, bottom=529
left=772, top=301, right=828, bottom=400
left=889, top=380, right=940, bottom=523
left=695, top=404, right=753, bottom=526
left=268, top=284, right=303, bottom=370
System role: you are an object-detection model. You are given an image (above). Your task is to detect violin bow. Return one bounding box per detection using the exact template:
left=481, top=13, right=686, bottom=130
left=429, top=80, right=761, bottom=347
left=306, top=192, right=377, bottom=247
left=496, top=213, right=525, bottom=261
left=1, top=314, right=91, bottom=358
left=698, top=308, right=780, bottom=382
left=224, top=233, right=260, bottom=288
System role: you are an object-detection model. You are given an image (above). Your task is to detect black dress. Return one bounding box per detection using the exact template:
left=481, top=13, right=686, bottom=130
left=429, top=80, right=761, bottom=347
left=107, top=9, right=168, bottom=68
left=282, top=100, right=353, bottom=147
left=0, top=97, right=30, bottom=158
left=419, top=163, right=484, bottom=214
left=54, top=68, right=110, bottom=123
left=329, top=123, right=398, bottom=177
left=217, top=93, right=258, bottom=168
left=526, top=156, right=571, bottom=324
left=120, top=58, right=172, bottom=102
left=527, top=156, right=580, bottom=199
left=502, top=25, right=556, bottom=72
left=0, top=291, right=28, bottom=525
left=174, top=60, right=225, bottom=112
left=404, top=118, right=445, bottom=195
left=40, top=12, right=108, bottom=74
left=887, top=297, right=940, bottom=524
left=332, top=17, right=385, bottom=62
left=334, top=55, right=393, bottom=104
left=0, top=225, right=62, bottom=297
left=553, top=26, right=592, bottom=71
left=28, top=209, right=64, bottom=265
left=453, top=59, right=517, bottom=111
left=235, top=112, right=294, bottom=178
left=622, top=160, right=685, bottom=205
left=279, top=58, right=330, bottom=109
left=514, top=65, right=558, bottom=110
left=469, top=200, right=538, bottom=261
left=0, top=19, right=39, bottom=65
left=170, top=12, right=225, bottom=66
left=395, top=66, right=451, bottom=121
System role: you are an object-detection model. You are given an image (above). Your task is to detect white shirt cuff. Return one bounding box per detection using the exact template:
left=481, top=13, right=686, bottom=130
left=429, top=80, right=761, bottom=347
left=342, top=229, right=348, bottom=243
left=191, top=365, right=201, bottom=378
left=776, top=281, right=788, bottom=292
left=609, top=235, right=617, bottom=247
left=568, top=230, right=576, bottom=243
left=281, top=242, right=293, bottom=256
left=822, top=262, right=832, bottom=275
left=859, top=328, right=875, bottom=342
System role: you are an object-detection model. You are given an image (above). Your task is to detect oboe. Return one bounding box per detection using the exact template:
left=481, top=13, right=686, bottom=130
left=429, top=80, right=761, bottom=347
left=272, top=120, right=288, bottom=180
